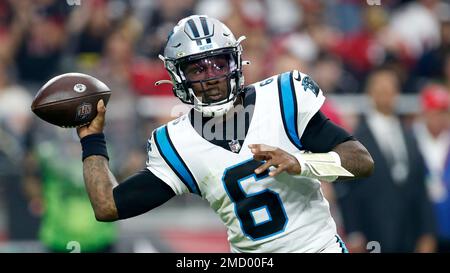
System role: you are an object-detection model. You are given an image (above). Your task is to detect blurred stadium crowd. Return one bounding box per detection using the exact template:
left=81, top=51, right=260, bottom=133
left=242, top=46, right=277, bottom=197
left=1, top=0, right=450, bottom=253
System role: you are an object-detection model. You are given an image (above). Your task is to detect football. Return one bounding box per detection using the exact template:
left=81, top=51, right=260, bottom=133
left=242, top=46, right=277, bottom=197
left=31, top=73, right=111, bottom=128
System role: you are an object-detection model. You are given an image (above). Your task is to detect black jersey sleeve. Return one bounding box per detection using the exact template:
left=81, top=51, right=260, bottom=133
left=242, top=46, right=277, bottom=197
left=300, top=111, right=355, bottom=153
left=113, top=169, right=176, bottom=219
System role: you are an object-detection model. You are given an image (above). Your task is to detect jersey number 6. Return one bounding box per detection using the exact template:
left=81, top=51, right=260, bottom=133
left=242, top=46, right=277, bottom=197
left=222, top=159, right=288, bottom=240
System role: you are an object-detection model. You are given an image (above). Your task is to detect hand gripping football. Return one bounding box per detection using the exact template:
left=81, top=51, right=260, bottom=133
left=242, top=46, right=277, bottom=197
left=31, top=73, right=111, bottom=128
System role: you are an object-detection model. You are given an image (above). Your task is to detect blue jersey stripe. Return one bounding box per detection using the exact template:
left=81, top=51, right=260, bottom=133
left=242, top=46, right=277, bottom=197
left=154, top=126, right=201, bottom=196
left=335, top=235, right=349, bottom=253
left=278, top=72, right=302, bottom=149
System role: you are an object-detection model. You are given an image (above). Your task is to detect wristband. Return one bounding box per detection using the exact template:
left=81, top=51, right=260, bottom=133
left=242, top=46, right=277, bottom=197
left=293, top=151, right=353, bottom=182
left=80, top=133, right=109, bottom=161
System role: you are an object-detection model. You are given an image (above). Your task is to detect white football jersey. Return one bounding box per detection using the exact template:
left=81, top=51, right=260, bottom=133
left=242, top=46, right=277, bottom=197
left=146, top=70, right=341, bottom=253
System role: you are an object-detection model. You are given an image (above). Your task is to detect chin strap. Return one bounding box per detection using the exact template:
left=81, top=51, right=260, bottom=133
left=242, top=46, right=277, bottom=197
left=195, top=100, right=235, bottom=117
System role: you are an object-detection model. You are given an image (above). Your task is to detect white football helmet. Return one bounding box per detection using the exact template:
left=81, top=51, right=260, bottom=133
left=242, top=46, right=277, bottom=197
left=157, top=15, right=246, bottom=117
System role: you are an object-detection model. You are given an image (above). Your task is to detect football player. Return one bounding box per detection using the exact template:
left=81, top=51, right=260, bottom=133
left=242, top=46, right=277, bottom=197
left=77, top=15, right=374, bottom=253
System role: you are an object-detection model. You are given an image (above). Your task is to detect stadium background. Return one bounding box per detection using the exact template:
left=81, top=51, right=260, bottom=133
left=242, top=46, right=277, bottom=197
left=0, top=0, right=449, bottom=252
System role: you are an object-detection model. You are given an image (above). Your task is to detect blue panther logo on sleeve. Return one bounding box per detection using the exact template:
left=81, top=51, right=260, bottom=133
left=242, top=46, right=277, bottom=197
left=301, top=76, right=320, bottom=97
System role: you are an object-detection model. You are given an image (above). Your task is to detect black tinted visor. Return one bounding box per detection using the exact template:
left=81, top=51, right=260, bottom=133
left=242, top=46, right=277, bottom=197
left=181, top=53, right=235, bottom=82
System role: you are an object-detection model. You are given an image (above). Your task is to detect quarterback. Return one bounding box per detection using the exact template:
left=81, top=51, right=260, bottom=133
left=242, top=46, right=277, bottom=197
left=77, top=15, right=374, bottom=253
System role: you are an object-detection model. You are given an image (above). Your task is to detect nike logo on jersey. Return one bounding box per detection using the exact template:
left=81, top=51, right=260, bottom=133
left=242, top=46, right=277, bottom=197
left=293, top=70, right=302, bottom=81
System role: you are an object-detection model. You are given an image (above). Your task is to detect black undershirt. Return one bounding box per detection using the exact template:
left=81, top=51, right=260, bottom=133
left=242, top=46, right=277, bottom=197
left=113, top=87, right=354, bottom=219
left=113, top=169, right=175, bottom=219
left=188, top=86, right=256, bottom=152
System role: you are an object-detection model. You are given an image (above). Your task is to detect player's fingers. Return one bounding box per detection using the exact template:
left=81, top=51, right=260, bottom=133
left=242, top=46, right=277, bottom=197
left=86, top=100, right=105, bottom=132
left=76, top=100, right=105, bottom=138
left=76, top=123, right=90, bottom=139
left=248, top=144, right=261, bottom=154
left=76, top=126, right=84, bottom=136
left=93, top=100, right=106, bottom=123
left=269, top=164, right=287, bottom=177
left=255, top=160, right=274, bottom=174
left=252, top=151, right=271, bottom=162
left=250, top=144, right=276, bottom=153
left=249, top=145, right=272, bottom=157
left=253, top=153, right=270, bottom=161
left=97, top=99, right=106, bottom=114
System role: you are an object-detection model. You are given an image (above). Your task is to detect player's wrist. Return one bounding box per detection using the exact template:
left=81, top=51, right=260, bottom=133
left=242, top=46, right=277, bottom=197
left=289, top=156, right=302, bottom=175
left=80, top=133, right=109, bottom=161
left=292, top=153, right=306, bottom=175
left=292, top=151, right=342, bottom=182
left=293, top=152, right=314, bottom=178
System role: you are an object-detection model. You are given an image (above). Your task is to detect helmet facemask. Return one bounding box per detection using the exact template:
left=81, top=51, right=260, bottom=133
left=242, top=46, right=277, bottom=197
left=177, top=52, right=239, bottom=116
left=157, top=15, right=247, bottom=117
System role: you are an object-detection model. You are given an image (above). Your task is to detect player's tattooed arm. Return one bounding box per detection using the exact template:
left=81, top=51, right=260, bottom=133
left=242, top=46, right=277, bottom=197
left=332, top=140, right=374, bottom=179
left=77, top=100, right=119, bottom=221
left=83, top=155, right=119, bottom=221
